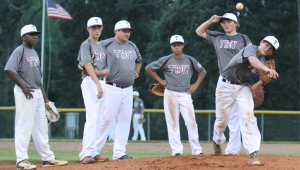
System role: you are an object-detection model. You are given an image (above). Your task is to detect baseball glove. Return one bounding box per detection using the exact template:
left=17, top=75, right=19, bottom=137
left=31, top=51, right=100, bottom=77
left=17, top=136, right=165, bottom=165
left=257, top=59, right=276, bottom=84
left=252, top=87, right=265, bottom=108
left=149, top=83, right=165, bottom=97
left=138, top=118, right=145, bottom=124
left=78, top=54, right=97, bottom=74
left=45, top=101, right=60, bottom=123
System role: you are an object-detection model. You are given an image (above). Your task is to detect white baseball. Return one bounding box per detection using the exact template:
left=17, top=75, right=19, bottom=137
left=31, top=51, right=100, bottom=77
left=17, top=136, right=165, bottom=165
left=236, top=3, right=244, bottom=10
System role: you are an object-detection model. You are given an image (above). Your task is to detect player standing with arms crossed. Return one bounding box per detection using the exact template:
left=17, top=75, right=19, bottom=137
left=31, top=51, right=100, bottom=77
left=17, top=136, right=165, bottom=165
left=145, top=35, right=206, bottom=156
left=4, top=24, right=68, bottom=169
left=78, top=17, right=110, bottom=164
left=132, top=91, right=146, bottom=141
left=196, top=13, right=252, bottom=154
left=218, top=36, right=279, bottom=165
left=97, top=20, right=142, bottom=160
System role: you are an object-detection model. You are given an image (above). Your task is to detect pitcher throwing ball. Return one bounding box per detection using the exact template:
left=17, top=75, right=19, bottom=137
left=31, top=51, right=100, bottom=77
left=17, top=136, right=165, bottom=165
left=146, top=35, right=206, bottom=156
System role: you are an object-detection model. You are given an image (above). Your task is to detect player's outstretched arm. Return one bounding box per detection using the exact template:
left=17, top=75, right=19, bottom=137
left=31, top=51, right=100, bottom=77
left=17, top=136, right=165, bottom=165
left=95, top=68, right=110, bottom=76
left=135, top=63, right=142, bottom=79
left=145, top=66, right=166, bottom=86
left=195, top=15, right=220, bottom=39
left=248, top=56, right=279, bottom=79
left=85, top=62, right=103, bottom=99
left=5, top=70, right=34, bottom=99
left=186, top=71, right=206, bottom=95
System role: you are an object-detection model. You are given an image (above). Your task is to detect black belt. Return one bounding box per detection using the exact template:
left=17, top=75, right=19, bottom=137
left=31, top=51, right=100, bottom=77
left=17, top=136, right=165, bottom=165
left=98, top=76, right=105, bottom=80
left=222, top=78, right=241, bottom=85
left=106, top=82, right=129, bottom=89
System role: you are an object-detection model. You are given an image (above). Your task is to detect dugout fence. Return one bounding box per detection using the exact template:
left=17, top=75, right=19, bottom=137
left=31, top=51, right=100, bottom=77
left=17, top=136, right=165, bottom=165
left=1, top=107, right=300, bottom=141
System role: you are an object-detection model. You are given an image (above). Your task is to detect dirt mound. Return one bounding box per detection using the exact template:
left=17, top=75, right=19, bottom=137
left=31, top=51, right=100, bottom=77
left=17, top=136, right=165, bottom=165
left=1, top=154, right=299, bottom=170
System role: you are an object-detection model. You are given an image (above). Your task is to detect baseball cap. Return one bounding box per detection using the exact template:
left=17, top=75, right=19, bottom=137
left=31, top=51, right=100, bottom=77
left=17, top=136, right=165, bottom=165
left=87, top=17, right=103, bottom=27
left=219, top=13, right=238, bottom=22
left=170, top=35, right=184, bottom=44
left=20, top=24, right=41, bottom=37
left=115, top=20, right=134, bottom=31
left=133, top=91, right=139, bottom=96
left=263, top=36, right=279, bottom=50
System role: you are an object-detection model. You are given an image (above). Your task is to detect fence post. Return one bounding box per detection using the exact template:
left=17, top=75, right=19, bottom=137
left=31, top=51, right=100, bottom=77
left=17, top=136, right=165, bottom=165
left=147, top=112, right=150, bottom=141
left=261, top=114, right=264, bottom=141
left=208, top=113, right=211, bottom=141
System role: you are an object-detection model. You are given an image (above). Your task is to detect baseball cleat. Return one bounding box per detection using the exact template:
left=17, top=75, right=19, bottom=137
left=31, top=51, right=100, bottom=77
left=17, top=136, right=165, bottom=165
left=42, top=158, right=68, bottom=167
left=17, top=160, right=37, bottom=170
left=94, top=155, right=109, bottom=162
left=119, top=155, right=133, bottom=159
left=81, top=156, right=95, bottom=164
left=249, top=151, right=262, bottom=165
left=174, top=153, right=182, bottom=156
left=213, top=141, right=222, bottom=155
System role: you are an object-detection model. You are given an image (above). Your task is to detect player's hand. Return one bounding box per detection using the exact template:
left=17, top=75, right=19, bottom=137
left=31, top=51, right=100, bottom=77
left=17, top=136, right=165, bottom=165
left=134, top=71, right=139, bottom=79
left=210, top=15, right=221, bottom=23
left=97, top=84, right=103, bottom=99
left=266, top=69, right=279, bottom=79
left=159, top=80, right=167, bottom=86
left=44, top=98, right=50, bottom=103
left=22, top=87, right=34, bottom=99
left=186, top=84, right=198, bottom=95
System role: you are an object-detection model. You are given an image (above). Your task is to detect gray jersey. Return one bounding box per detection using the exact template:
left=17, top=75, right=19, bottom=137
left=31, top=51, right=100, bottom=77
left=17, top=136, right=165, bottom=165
left=4, top=44, right=42, bottom=89
left=99, top=37, right=142, bottom=86
left=205, top=30, right=252, bottom=74
left=77, top=39, right=110, bottom=79
left=147, top=54, right=206, bottom=92
left=222, top=45, right=265, bottom=86
left=133, top=98, right=144, bottom=114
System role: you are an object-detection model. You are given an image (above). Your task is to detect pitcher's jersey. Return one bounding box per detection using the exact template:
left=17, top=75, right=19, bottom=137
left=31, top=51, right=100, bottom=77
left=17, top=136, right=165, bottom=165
left=133, top=98, right=144, bottom=114
left=100, top=38, right=142, bottom=86
left=222, top=45, right=265, bottom=86
left=205, top=30, right=252, bottom=74
left=147, top=54, right=205, bottom=92
left=77, top=39, right=110, bottom=79
left=4, top=44, right=42, bottom=89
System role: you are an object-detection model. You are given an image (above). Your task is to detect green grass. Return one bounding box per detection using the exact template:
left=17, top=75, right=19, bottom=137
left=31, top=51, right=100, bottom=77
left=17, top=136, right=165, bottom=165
left=1, top=149, right=299, bottom=163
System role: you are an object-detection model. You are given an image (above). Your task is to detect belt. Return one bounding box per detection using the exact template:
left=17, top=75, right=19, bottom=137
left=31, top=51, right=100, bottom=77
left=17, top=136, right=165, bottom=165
left=98, top=76, right=105, bottom=80
left=106, top=82, right=129, bottom=89
left=222, top=78, right=241, bottom=85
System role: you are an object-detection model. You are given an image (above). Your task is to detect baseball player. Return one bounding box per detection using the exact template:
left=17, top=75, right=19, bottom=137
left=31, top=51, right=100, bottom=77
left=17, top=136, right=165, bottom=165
left=96, top=20, right=142, bottom=160
left=4, top=24, right=68, bottom=169
left=196, top=13, right=252, bottom=154
left=145, top=35, right=206, bottom=156
left=216, top=36, right=279, bottom=165
left=78, top=17, right=110, bottom=164
left=132, top=91, right=146, bottom=141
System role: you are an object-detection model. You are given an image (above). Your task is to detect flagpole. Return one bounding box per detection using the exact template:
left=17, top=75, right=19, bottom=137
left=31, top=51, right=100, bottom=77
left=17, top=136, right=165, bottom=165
left=41, top=0, right=46, bottom=84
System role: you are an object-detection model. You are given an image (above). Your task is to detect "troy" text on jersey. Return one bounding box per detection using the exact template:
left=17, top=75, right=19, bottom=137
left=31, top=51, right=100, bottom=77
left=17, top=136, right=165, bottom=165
left=92, top=50, right=106, bottom=61
left=168, top=65, right=190, bottom=74
left=114, top=50, right=133, bottom=59
left=220, top=40, right=238, bottom=49
left=27, top=57, right=40, bottom=67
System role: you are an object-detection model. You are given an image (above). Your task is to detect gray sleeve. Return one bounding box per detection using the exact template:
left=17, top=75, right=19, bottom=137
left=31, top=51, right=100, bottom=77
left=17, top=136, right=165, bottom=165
left=140, top=99, right=145, bottom=110
left=204, top=30, right=222, bottom=46
left=190, top=57, right=206, bottom=76
left=245, top=35, right=252, bottom=45
left=239, top=45, right=258, bottom=63
left=147, top=56, right=169, bottom=72
left=78, top=43, right=92, bottom=66
left=104, top=49, right=110, bottom=71
left=129, top=42, right=142, bottom=64
left=4, top=51, right=22, bottom=74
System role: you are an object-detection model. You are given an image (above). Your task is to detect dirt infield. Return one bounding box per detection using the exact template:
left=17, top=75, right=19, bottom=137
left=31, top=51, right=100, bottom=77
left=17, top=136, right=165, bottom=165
left=1, top=141, right=300, bottom=169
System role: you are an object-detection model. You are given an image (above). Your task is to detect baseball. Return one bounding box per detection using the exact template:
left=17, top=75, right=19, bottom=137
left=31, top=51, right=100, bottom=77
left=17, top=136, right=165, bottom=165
left=236, top=3, right=244, bottom=10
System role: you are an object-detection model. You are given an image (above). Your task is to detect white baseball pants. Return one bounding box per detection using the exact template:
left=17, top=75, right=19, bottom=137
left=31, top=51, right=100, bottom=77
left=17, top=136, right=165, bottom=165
left=14, top=85, right=55, bottom=164
left=164, top=89, right=203, bottom=156
left=213, top=76, right=261, bottom=154
left=79, top=76, right=106, bottom=161
left=132, top=114, right=146, bottom=141
left=108, top=117, right=117, bottom=141
left=97, top=85, right=133, bottom=160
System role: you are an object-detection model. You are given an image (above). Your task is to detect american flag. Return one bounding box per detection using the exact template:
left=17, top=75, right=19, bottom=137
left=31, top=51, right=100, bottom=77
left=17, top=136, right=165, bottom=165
left=47, top=0, right=73, bottom=20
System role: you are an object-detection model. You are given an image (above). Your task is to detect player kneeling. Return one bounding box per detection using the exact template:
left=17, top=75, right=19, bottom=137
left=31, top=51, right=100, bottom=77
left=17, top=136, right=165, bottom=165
left=146, top=35, right=206, bottom=156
